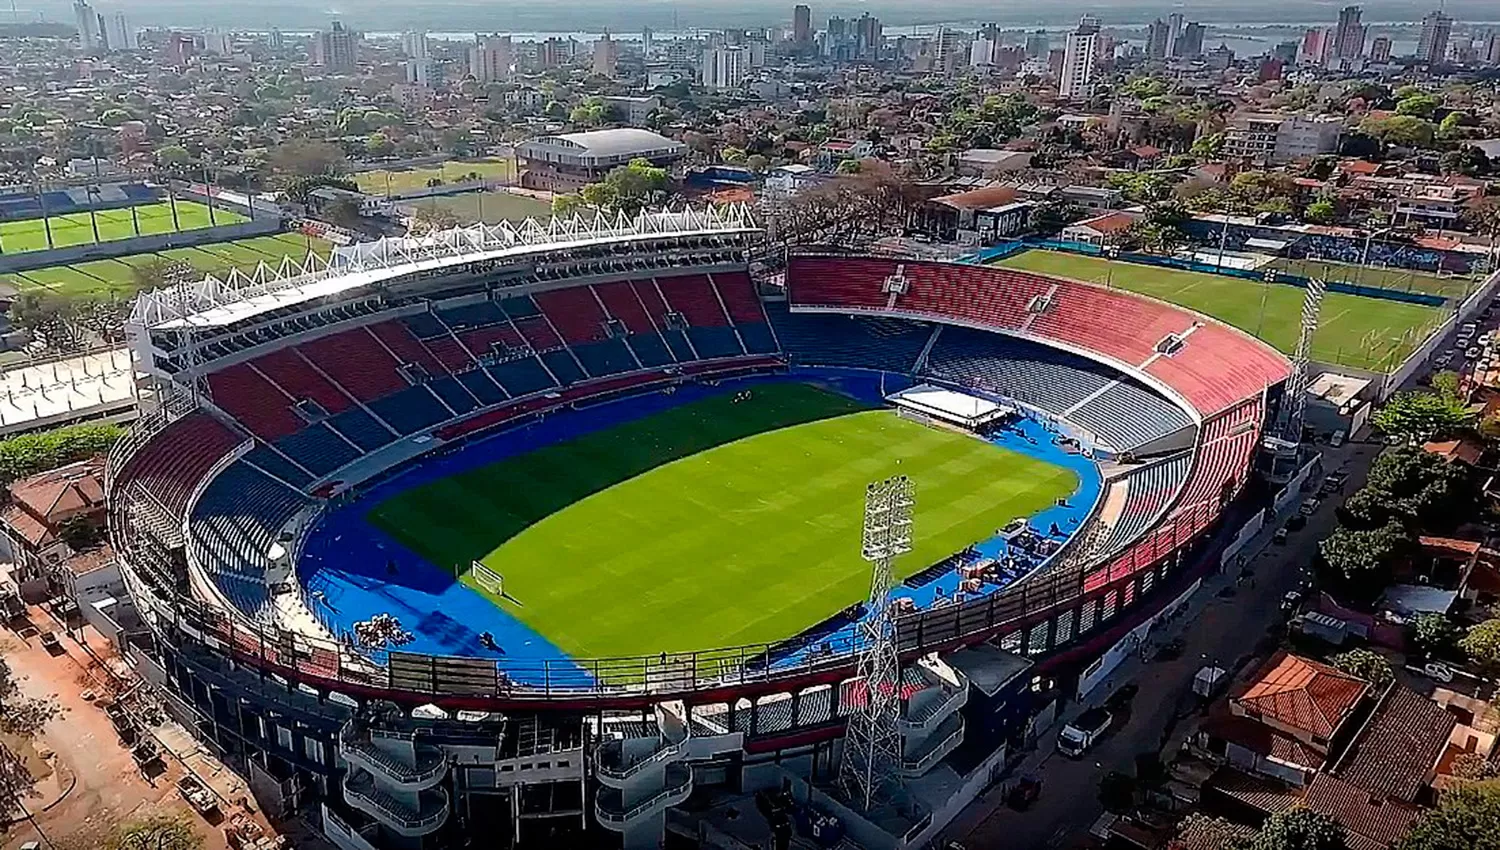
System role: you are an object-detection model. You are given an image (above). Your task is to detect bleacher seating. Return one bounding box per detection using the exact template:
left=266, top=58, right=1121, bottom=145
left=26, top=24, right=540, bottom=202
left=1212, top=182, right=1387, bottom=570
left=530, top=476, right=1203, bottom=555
left=923, top=326, right=1114, bottom=413
left=766, top=303, right=929, bottom=373
left=626, top=333, right=675, bottom=367
left=369, top=320, right=447, bottom=376
left=437, top=299, right=507, bottom=330
left=660, top=328, right=695, bottom=361
left=207, top=363, right=303, bottom=441
left=369, top=385, right=454, bottom=435
left=458, top=324, right=526, bottom=357
left=573, top=340, right=639, bottom=377
left=737, top=323, right=780, bottom=355
left=273, top=423, right=363, bottom=477
left=252, top=349, right=353, bottom=415
left=514, top=316, right=564, bottom=351
left=788, top=257, right=899, bottom=311
left=119, top=413, right=243, bottom=519
left=658, top=275, right=732, bottom=327
left=427, top=376, right=479, bottom=415
left=458, top=368, right=508, bottom=405
left=1147, top=324, right=1287, bottom=416
left=686, top=326, right=745, bottom=360
left=424, top=335, right=476, bottom=372
left=488, top=357, right=557, bottom=397
left=499, top=295, right=541, bottom=318
left=631, top=279, right=673, bottom=325
left=401, top=312, right=450, bottom=340
left=710, top=272, right=768, bottom=324
left=297, top=328, right=408, bottom=402
left=534, top=287, right=610, bottom=344
left=1094, top=454, right=1192, bottom=558
left=327, top=407, right=396, bottom=452
left=540, top=349, right=586, bottom=385
left=594, top=281, right=658, bottom=333
left=242, top=444, right=314, bottom=488
left=188, top=461, right=310, bottom=618
left=1067, top=380, right=1194, bottom=452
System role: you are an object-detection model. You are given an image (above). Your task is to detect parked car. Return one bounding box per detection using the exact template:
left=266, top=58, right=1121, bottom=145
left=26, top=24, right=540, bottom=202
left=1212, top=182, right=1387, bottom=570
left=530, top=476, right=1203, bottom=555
left=1057, top=708, right=1113, bottom=758
left=1423, top=662, right=1455, bottom=683
left=1300, top=497, right=1321, bottom=516
left=1286, top=514, right=1307, bottom=531
left=1273, top=527, right=1289, bottom=545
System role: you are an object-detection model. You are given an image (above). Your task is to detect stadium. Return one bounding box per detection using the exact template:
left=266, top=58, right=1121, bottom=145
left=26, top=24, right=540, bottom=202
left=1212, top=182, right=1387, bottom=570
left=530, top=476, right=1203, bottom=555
left=106, top=206, right=1292, bottom=850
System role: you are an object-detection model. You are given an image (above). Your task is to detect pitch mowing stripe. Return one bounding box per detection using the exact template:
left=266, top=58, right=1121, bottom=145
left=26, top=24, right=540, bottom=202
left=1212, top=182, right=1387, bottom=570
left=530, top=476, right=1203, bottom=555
left=370, top=382, right=1077, bottom=658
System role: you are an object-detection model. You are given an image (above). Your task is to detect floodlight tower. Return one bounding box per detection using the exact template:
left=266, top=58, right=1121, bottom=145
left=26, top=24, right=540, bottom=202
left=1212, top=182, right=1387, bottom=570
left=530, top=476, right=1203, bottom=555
left=840, top=475, right=914, bottom=812
left=1269, top=278, right=1326, bottom=481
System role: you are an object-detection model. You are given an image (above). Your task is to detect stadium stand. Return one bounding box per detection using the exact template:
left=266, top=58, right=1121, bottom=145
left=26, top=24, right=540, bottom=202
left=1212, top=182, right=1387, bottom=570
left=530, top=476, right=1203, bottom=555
left=766, top=302, right=930, bottom=373
left=188, top=460, right=310, bottom=618
left=534, top=288, right=611, bottom=343
left=275, top=423, right=363, bottom=477
left=1067, top=380, right=1194, bottom=451
left=116, top=412, right=244, bottom=519
left=243, top=444, right=314, bottom=488
left=594, top=281, right=659, bottom=333
left=658, top=274, right=733, bottom=327
left=711, top=272, right=770, bottom=324
left=206, top=363, right=304, bottom=441
left=1093, top=454, right=1193, bottom=559
left=369, top=385, right=453, bottom=435
left=923, top=325, right=1113, bottom=411
left=369, top=321, right=448, bottom=376
left=297, top=328, right=408, bottom=402
left=437, top=299, right=508, bottom=331
left=1147, top=324, right=1287, bottom=415
left=327, top=407, right=396, bottom=452
left=489, top=357, right=558, bottom=397
left=254, top=349, right=353, bottom=415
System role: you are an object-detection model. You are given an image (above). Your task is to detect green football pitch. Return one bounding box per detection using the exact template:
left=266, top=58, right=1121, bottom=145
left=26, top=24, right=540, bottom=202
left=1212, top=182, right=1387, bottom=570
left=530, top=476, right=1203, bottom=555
left=0, top=201, right=246, bottom=254
left=997, top=250, right=1447, bottom=372
left=354, top=158, right=517, bottom=195
left=368, top=382, right=1078, bottom=659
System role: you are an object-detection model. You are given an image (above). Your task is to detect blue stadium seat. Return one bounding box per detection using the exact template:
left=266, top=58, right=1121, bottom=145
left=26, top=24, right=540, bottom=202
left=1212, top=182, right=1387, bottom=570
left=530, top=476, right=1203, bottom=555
left=539, top=350, right=586, bottom=385
left=499, top=295, right=541, bottom=318
left=736, top=323, right=779, bottom=355
left=686, top=326, right=744, bottom=359
left=626, top=333, right=674, bottom=367
left=766, top=303, right=929, bottom=373
left=188, top=461, right=310, bottom=620
left=458, top=368, right=508, bottom=405
left=327, top=407, right=396, bottom=452
left=436, top=300, right=506, bottom=330
left=402, top=312, right=450, bottom=340
left=922, top=325, right=1113, bottom=412
left=427, top=376, right=478, bottom=415
left=368, top=385, right=452, bottom=435
left=660, top=328, right=695, bottom=361
left=241, top=443, right=314, bottom=488
left=488, top=357, right=556, bottom=397
left=572, top=340, right=638, bottom=378
left=273, top=423, right=363, bottom=476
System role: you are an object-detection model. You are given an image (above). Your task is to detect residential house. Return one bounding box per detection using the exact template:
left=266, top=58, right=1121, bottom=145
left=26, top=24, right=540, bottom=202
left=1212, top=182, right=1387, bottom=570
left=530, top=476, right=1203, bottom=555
left=0, top=458, right=106, bottom=578
left=1062, top=210, right=1138, bottom=246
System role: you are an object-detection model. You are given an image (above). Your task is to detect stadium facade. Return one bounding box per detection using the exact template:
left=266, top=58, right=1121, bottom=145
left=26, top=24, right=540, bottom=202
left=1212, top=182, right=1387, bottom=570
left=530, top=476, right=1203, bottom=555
left=106, top=207, right=1289, bottom=850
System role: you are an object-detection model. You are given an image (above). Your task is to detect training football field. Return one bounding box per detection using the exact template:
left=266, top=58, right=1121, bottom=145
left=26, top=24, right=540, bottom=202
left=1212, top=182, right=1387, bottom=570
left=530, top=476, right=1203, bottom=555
left=0, top=201, right=245, bottom=254
left=997, top=250, right=1446, bottom=372
left=369, top=382, right=1077, bottom=659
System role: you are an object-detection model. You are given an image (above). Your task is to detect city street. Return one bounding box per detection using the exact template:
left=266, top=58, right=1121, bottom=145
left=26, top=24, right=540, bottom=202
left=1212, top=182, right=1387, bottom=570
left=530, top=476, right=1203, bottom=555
left=942, top=441, right=1378, bottom=849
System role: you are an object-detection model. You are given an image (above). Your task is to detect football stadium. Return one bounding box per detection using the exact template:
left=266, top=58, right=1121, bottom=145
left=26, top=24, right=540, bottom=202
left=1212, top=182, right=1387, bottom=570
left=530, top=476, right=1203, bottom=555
left=108, top=208, right=1298, bottom=849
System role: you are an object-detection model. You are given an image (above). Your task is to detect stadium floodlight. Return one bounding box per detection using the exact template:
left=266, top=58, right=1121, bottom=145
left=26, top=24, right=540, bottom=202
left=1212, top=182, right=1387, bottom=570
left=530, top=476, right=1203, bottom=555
left=1276, top=278, right=1326, bottom=448
left=841, top=475, right=913, bottom=812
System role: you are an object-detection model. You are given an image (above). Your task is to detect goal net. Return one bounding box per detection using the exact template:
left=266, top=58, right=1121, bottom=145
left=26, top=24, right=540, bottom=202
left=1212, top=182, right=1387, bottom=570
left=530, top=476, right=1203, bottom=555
left=469, top=561, right=504, bottom=597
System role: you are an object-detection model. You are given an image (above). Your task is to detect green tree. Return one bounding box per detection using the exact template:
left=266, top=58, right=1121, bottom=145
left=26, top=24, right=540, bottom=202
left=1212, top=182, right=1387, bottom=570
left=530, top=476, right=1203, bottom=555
left=1396, top=94, right=1441, bottom=119
left=1032, top=201, right=1083, bottom=234
left=155, top=144, right=192, bottom=168
left=1459, top=618, right=1500, bottom=674
left=1330, top=648, right=1393, bottom=685
left=364, top=132, right=394, bottom=157
left=836, top=159, right=863, bottom=175
left=580, top=181, right=618, bottom=210
left=409, top=203, right=460, bottom=234
left=108, top=813, right=203, bottom=850
left=552, top=194, right=584, bottom=216
left=1398, top=780, right=1500, bottom=850
left=720, top=146, right=747, bottom=164
left=1341, top=446, right=1469, bottom=530
left=598, top=157, right=668, bottom=214
left=1373, top=390, right=1472, bottom=444
left=1439, top=111, right=1473, bottom=139
left=268, top=139, right=347, bottom=178
left=1412, top=612, right=1458, bottom=659
left=1319, top=521, right=1411, bottom=589
left=745, top=154, right=769, bottom=174
left=1360, top=115, right=1437, bottom=148
left=1304, top=198, right=1337, bottom=225
left=1190, top=133, right=1225, bottom=158
left=1250, top=808, right=1347, bottom=850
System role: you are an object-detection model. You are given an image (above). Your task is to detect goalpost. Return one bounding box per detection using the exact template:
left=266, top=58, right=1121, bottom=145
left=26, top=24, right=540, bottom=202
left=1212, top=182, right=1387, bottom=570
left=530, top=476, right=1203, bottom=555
left=469, top=561, right=504, bottom=597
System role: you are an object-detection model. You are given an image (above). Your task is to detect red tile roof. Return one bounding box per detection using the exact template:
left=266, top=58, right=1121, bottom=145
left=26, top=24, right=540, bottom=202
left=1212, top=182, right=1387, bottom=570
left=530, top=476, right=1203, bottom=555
left=1237, top=652, right=1369, bottom=740
left=1304, top=774, right=1421, bottom=849
left=1333, top=685, right=1455, bottom=803
left=1203, top=767, right=1301, bottom=814
left=1202, top=713, right=1324, bottom=772
left=1072, top=211, right=1137, bottom=235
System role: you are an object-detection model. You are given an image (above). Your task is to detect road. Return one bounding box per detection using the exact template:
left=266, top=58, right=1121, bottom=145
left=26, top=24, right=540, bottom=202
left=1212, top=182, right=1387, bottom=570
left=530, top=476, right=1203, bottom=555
left=941, top=441, right=1379, bottom=849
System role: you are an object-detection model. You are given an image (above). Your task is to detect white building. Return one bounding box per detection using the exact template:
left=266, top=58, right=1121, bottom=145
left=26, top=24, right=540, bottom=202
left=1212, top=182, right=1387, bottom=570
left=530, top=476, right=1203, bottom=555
left=592, top=33, right=618, bottom=77
left=103, top=12, right=133, bottom=51
left=402, top=31, right=429, bottom=59
left=701, top=46, right=747, bottom=91
left=1224, top=113, right=1343, bottom=163
left=1058, top=16, right=1100, bottom=101
left=469, top=36, right=514, bottom=82
left=406, top=58, right=435, bottom=87
left=600, top=96, right=660, bottom=127
left=73, top=0, right=102, bottom=52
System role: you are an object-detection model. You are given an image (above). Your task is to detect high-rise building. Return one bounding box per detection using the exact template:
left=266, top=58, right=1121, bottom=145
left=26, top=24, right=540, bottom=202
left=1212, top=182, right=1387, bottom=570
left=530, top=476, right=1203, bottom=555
left=1273, top=41, right=1299, bottom=63
left=1024, top=29, right=1048, bottom=58
left=593, top=32, right=618, bottom=76
left=1333, top=5, right=1366, bottom=58
left=1369, top=36, right=1392, bottom=62
left=1484, top=30, right=1500, bottom=65
left=642, top=27, right=654, bottom=58
left=313, top=21, right=357, bottom=72
left=538, top=37, right=574, bottom=68
left=935, top=26, right=965, bottom=76
left=702, top=45, right=747, bottom=90
left=269, top=28, right=284, bottom=50
left=792, top=4, right=811, bottom=45
left=469, top=36, right=513, bottom=81
left=854, top=13, right=881, bottom=59
left=1058, top=16, right=1099, bottom=101
left=1165, top=12, right=1185, bottom=57
left=402, top=31, right=429, bottom=59
left=1177, top=23, right=1206, bottom=60
left=104, top=12, right=133, bottom=51
left=1145, top=19, right=1170, bottom=59
left=164, top=32, right=194, bottom=65
left=1417, top=10, right=1452, bottom=63
left=73, top=0, right=102, bottom=52
left=1297, top=27, right=1329, bottom=64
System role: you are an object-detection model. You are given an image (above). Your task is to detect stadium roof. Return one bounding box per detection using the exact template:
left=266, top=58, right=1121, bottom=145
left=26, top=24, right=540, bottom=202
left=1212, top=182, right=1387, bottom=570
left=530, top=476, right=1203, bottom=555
left=131, top=206, right=757, bottom=331
left=518, top=128, right=686, bottom=163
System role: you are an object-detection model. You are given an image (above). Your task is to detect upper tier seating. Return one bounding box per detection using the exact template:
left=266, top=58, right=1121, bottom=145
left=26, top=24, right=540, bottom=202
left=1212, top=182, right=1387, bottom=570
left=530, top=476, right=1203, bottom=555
left=118, top=413, right=243, bottom=519
left=436, top=299, right=507, bottom=330
left=297, top=327, right=408, bottom=402
left=275, top=423, right=363, bottom=477
left=658, top=275, right=732, bottom=327
left=594, top=282, right=658, bottom=334
left=766, top=302, right=930, bottom=374
left=369, top=385, right=453, bottom=435
left=327, top=407, right=396, bottom=452
left=711, top=272, right=769, bottom=324
left=252, top=349, right=352, bottom=415
left=534, top=287, right=611, bottom=344
left=1147, top=324, right=1288, bottom=416
left=206, top=363, right=303, bottom=441
left=1067, top=380, right=1194, bottom=452
left=1094, top=454, right=1192, bottom=559
left=573, top=340, right=639, bottom=378
left=369, top=320, right=447, bottom=376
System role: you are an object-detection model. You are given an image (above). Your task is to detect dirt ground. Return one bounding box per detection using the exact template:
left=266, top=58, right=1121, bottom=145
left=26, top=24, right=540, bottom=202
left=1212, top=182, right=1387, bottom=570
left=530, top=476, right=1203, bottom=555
left=0, top=615, right=275, bottom=850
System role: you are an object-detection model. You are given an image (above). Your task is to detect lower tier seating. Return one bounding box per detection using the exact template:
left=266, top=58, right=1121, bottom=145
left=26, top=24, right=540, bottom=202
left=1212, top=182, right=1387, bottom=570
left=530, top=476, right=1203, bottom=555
left=188, top=461, right=311, bottom=619
left=922, top=325, right=1114, bottom=413
left=1066, top=380, right=1194, bottom=452
left=766, top=303, right=930, bottom=374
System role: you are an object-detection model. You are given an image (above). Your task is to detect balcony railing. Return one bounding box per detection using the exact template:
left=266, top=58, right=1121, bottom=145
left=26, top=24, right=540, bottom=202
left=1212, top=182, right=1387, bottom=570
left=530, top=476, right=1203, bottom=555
left=340, top=722, right=448, bottom=790
left=342, top=770, right=449, bottom=836
left=595, top=721, right=690, bottom=785
left=595, top=763, right=693, bottom=827
left=901, top=718, right=964, bottom=777
left=899, top=682, right=968, bottom=735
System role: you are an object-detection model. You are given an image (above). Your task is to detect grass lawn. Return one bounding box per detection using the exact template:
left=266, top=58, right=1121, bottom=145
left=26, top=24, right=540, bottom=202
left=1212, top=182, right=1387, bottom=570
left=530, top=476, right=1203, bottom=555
left=0, top=231, right=334, bottom=300
left=998, top=250, right=1446, bottom=372
left=1265, top=257, right=1476, bottom=299
left=355, top=158, right=517, bottom=195
left=368, top=382, right=1076, bottom=658
left=0, top=201, right=245, bottom=254
left=409, top=190, right=553, bottom=225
